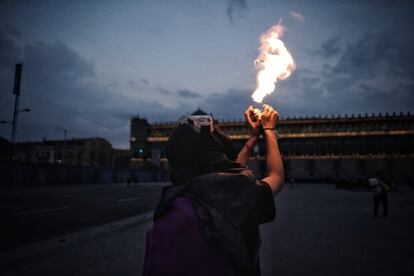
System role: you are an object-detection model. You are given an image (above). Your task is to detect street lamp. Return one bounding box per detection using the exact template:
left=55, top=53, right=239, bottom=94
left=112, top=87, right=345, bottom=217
left=1, top=109, right=30, bottom=126
left=9, top=63, right=25, bottom=161
left=11, top=107, right=30, bottom=141
left=57, top=127, right=67, bottom=164
left=10, top=107, right=30, bottom=160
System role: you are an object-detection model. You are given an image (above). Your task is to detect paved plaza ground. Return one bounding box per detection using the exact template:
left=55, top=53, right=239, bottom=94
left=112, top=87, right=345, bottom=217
left=1, top=183, right=413, bottom=275
left=260, top=184, right=414, bottom=276
left=0, top=183, right=163, bottom=249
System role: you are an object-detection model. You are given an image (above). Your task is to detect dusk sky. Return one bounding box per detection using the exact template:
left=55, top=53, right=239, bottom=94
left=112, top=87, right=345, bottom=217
left=1, top=0, right=413, bottom=148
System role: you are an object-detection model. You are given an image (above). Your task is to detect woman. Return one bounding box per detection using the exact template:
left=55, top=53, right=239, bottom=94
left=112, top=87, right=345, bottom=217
left=143, top=104, right=284, bottom=276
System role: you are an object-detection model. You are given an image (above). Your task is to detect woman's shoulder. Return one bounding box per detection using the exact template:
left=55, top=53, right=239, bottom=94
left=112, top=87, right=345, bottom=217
left=194, top=168, right=256, bottom=185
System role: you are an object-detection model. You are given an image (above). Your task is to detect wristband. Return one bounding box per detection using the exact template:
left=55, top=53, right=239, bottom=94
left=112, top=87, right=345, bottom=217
left=262, top=128, right=280, bottom=139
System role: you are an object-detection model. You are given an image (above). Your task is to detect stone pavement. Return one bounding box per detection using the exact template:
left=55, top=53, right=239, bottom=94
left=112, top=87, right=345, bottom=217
left=260, top=184, right=414, bottom=276
left=0, top=182, right=163, bottom=250
left=1, top=184, right=413, bottom=276
left=1, top=212, right=153, bottom=276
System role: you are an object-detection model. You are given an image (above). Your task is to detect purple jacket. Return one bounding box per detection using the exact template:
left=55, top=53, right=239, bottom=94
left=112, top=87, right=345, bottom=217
left=143, top=196, right=239, bottom=276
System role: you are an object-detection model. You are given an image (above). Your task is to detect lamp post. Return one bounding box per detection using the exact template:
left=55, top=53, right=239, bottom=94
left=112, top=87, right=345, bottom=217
left=1, top=120, right=13, bottom=160
left=11, top=108, right=31, bottom=142
left=10, top=108, right=30, bottom=160
left=57, top=127, right=67, bottom=164
left=10, top=63, right=28, bottom=160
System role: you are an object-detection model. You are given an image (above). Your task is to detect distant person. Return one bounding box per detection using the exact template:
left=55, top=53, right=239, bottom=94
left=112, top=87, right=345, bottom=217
left=143, top=105, right=284, bottom=276
left=126, top=175, right=132, bottom=186
left=369, top=172, right=391, bottom=218
left=290, top=176, right=295, bottom=189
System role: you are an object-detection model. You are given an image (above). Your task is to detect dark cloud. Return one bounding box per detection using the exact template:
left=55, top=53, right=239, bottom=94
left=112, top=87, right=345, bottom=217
left=333, top=32, right=414, bottom=80
left=314, top=35, right=341, bottom=58
left=290, top=68, right=414, bottom=117
left=0, top=27, right=21, bottom=68
left=226, top=0, right=247, bottom=24
left=0, top=29, right=23, bottom=126
left=156, top=87, right=201, bottom=98
left=4, top=24, right=21, bottom=39
left=157, top=87, right=173, bottom=95
left=127, top=79, right=137, bottom=87
left=24, top=41, right=95, bottom=80
left=127, top=78, right=150, bottom=89
left=142, top=101, right=197, bottom=123
left=0, top=32, right=191, bottom=147
left=177, top=89, right=201, bottom=98
left=350, top=0, right=409, bottom=8
left=140, top=78, right=149, bottom=85
left=205, top=88, right=251, bottom=119
left=305, top=29, right=414, bottom=116
left=155, top=87, right=201, bottom=100
left=11, top=40, right=124, bottom=144
left=351, top=82, right=414, bottom=112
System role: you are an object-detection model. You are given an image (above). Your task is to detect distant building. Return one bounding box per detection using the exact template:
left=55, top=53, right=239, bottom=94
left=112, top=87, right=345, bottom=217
left=15, top=137, right=119, bottom=167
left=111, top=148, right=132, bottom=168
left=130, top=110, right=414, bottom=184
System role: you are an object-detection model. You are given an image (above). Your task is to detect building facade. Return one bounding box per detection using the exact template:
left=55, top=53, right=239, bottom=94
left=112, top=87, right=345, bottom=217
left=131, top=111, right=414, bottom=184
left=15, top=137, right=118, bottom=167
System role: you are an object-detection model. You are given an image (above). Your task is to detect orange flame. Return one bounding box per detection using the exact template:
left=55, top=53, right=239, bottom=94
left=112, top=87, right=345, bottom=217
left=252, top=21, right=295, bottom=103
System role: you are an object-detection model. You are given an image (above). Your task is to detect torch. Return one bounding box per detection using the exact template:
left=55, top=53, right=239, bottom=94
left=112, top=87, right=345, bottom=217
left=249, top=20, right=295, bottom=121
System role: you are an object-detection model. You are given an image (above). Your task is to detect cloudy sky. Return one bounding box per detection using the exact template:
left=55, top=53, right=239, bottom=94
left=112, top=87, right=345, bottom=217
left=0, top=0, right=413, bottom=148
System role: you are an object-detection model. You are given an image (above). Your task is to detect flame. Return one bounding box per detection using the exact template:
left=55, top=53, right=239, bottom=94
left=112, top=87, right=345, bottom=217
left=251, top=21, right=295, bottom=103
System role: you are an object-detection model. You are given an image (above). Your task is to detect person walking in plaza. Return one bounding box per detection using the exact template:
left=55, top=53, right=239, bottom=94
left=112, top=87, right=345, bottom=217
left=369, top=172, right=391, bottom=218
left=143, top=104, right=284, bottom=276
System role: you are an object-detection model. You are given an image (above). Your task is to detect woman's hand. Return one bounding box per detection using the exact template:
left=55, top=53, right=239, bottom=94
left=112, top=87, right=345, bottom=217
left=244, top=106, right=261, bottom=137
left=260, top=104, right=279, bottom=129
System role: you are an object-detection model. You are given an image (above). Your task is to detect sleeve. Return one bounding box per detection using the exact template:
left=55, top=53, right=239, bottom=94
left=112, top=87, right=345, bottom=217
left=243, top=180, right=276, bottom=227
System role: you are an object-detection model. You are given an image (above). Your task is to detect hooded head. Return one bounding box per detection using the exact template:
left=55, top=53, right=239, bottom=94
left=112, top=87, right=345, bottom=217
left=166, top=116, right=236, bottom=172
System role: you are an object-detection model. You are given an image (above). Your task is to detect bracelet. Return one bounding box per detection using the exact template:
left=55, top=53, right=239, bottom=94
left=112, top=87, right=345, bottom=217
left=262, top=128, right=280, bottom=139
